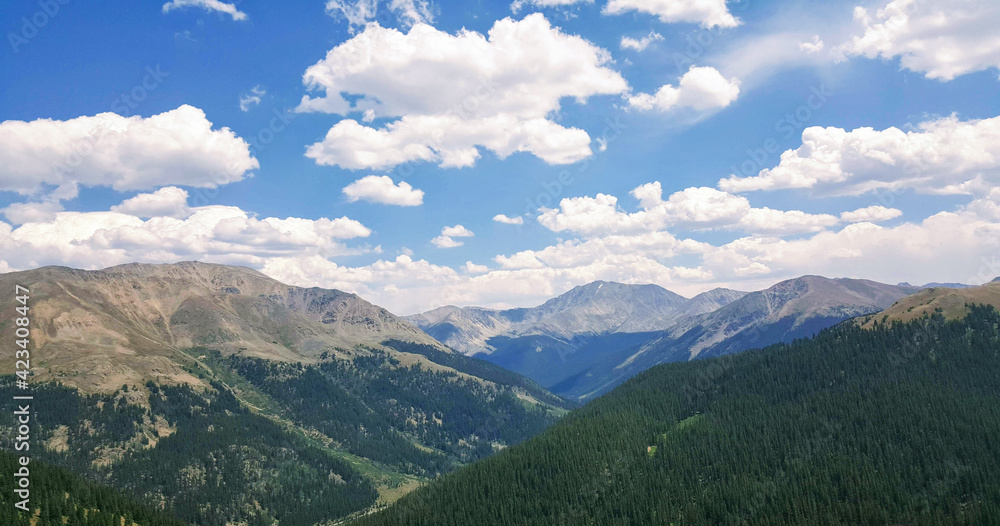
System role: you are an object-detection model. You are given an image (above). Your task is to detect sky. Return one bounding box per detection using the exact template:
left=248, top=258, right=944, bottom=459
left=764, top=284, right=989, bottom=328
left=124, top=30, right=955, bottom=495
left=1, top=0, right=999, bottom=315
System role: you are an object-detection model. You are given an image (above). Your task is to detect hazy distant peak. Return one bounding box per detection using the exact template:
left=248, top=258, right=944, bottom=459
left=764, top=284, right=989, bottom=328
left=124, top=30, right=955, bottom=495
left=408, top=280, right=691, bottom=355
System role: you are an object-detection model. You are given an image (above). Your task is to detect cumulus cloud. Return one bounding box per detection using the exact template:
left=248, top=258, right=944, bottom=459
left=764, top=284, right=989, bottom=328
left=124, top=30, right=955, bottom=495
left=627, top=66, right=740, bottom=113
left=800, top=35, right=824, bottom=53
left=493, top=214, right=525, bottom=225
left=463, top=261, right=490, bottom=274
left=0, top=105, right=257, bottom=194
left=186, top=189, right=1000, bottom=314
left=603, top=0, right=740, bottom=28
left=239, top=86, right=265, bottom=112
left=702, top=199, right=1000, bottom=287
left=537, top=184, right=843, bottom=238
left=111, top=187, right=192, bottom=218
left=2, top=202, right=64, bottom=224
left=326, top=0, right=433, bottom=30
left=840, top=205, right=903, bottom=223
left=0, top=203, right=371, bottom=276
left=297, top=14, right=627, bottom=170
left=13, top=190, right=979, bottom=316
left=432, top=224, right=474, bottom=248
left=162, top=0, right=247, bottom=20
left=842, top=0, right=1000, bottom=80
left=736, top=208, right=839, bottom=236
left=719, top=114, right=1000, bottom=195
left=620, top=31, right=663, bottom=51
left=511, top=0, right=591, bottom=13
left=342, top=175, right=424, bottom=206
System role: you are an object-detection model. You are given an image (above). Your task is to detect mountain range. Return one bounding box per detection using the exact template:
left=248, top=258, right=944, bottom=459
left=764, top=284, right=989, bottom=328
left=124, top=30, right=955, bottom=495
left=410, top=276, right=920, bottom=401
left=351, top=281, right=1000, bottom=526
left=3, top=260, right=993, bottom=525
left=407, top=282, right=747, bottom=391
left=0, top=262, right=570, bottom=526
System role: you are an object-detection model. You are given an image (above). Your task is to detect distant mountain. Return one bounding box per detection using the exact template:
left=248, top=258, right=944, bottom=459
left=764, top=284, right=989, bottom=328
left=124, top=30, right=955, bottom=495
left=352, top=305, right=1000, bottom=526
left=408, top=281, right=690, bottom=355
left=0, top=262, right=571, bottom=525
left=408, top=281, right=738, bottom=390
left=510, top=281, right=688, bottom=336
left=897, top=281, right=975, bottom=289
left=860, top=279, right=1000, bottom=326
left=553, top=276, right=918, bottom=400
left=671, top=287, right=749, bottom=320
left=406, top=305, right=514, bottom=356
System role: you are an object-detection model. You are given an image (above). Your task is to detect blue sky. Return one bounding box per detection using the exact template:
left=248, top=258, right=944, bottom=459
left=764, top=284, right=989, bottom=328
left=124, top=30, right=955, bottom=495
left=1, top=0, right=999, bottom=314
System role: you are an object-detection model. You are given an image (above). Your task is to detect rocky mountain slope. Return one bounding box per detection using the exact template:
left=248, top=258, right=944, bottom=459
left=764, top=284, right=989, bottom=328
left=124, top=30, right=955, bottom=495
left=408, top=281, right=745, bottom=392
left=0, top=262, right=571, bottom=525
left=553, top=276, right=918, bottom=400
left=0, top=261, right=443, bottom=393
left=407, top=281, right=693, bottom=355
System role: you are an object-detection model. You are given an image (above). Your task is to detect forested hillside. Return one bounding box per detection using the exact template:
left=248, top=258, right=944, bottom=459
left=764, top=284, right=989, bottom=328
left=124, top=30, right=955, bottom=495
left=0, top=450, right=189, bottom=526
left=0, top=262, right=572, bottom=525
left=0, top=339, right=569, bottom=525
left=352, top=305, right=1000, bottom=525
left=0, top=377, right=379, bottom=526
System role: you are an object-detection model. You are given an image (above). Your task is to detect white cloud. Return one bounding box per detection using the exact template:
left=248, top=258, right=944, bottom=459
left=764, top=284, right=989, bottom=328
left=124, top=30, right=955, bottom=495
left=463, top=261, right=490, bottom=274
left=162, top=0, right=247, bottom=20
left=239, top=86, right=265, bottom=112
left=843, top=0, right=1000, bottom=80
left=493, top=214, right=525, bottom=225
left=840, top=205, right=903, bottom=223
left=627, top=66, right=740, bottom=113
left=442, top=225, right=474, bottom=237
left=0, top=204, right=371, bottom=274
left=536, top=183, right=845, bottom=238
left=245, top=192, right=1000, bottom=314
left=326, top=0, right=433, bottom=30
left=736, top=207, right=840, bottom=236
left=603, top=0, right=740, bottom=28
left=2, top=202, right=64, bottom=224
left=538, top=193, right=649, bottom=236
left=432, top=224, right=474, bottom=248
left=719, top=114, right=1000, bottom=195
left=297, top=14, right=627, bottom=170
left=0, top=105, right=257, bottom=194
left=620, top=31, right=664, bottom=51
left=511, top=0, right=591, bottom=13
left=643, top=185, right=751, bottom=227
left=169, top=188, right=1000, bottom=314
left=342, top=175, right=424, bottom=206
left=111, top=187, right=191, bottom=218
left=702, top=199, right=1000, bottom=287
left=799, top=35, right=824, bottom=53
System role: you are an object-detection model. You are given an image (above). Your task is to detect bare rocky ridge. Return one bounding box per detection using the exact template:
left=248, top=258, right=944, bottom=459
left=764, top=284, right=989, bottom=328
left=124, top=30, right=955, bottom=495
left=0, top=261, right=447, bottom=393
left=407, top=281, right=748, bottom=393
left=552, top=276, right=920, bottom=400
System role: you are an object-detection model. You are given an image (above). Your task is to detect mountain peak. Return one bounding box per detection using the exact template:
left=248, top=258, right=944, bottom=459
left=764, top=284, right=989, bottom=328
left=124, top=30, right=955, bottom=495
left=408, top=280, right=691, bottom=355
left=0, top=261, right=444, bottom=393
